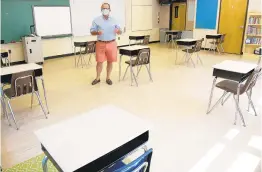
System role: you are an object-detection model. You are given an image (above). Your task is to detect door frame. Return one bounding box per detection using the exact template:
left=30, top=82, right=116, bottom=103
left=217, top=0, right=250, bottom=54
left=169, top=2, right=188, bottom=30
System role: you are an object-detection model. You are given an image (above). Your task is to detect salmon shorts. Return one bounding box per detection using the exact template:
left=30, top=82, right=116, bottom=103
left=96, top=41, right=117, bottom=63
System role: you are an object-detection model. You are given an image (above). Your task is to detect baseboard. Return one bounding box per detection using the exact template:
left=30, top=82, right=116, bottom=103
left=9, top=40, right=161, bottom=64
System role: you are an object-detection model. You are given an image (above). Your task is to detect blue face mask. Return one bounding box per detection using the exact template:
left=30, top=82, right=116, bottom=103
left=102, top=9, right=110, bottom=16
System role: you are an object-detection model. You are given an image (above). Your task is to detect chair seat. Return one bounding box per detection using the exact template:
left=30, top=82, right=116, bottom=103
left=125, top=60, right=148, bottom=66
left=216, top=80, right=244, bottom=95
left=209, top=41, right=219, bottom=45
left=182, top=49, right=195, bottom=53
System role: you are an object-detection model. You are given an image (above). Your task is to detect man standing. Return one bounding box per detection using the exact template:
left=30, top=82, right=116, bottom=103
left=90, top=2, right=121, bottom=85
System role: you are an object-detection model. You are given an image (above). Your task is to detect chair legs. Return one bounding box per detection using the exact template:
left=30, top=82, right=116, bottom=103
left=35, top=91, right=48, bottom=119
left=7, top=100, right=19, bottom=130
left=42, top=156, right=48, bottom=172
left=233, top=95, right=246, bottom=127
left=207, top=91, right=228, bottom=114
left=76, top=47, right=88, bottom=68
left=1, top=97, right=11, bottom=126
left=246, top=91, right=258, bottom=116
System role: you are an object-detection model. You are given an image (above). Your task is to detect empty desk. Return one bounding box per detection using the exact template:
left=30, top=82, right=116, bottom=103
left=165, top=30, right=181, bottom=47
left=119, top=45, right=150, bottom=86
left=1, top=63, right=50, bottom=114
left=207, top=60, right=257, bottom=126
left=205, top=34, right=222, bottom=52
left=129, top=36, right=145, bottom=45
left=35, top=105, right=152, bottom=172
left=176, top=39, right=198, bottom=67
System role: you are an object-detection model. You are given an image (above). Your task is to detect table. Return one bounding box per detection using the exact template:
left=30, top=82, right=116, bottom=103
left=207, top=60, right=257, bottom=126
left=205, top=34, right=222, bottom=52
left=119, top=45, right=150, bottom=86
left=165, top=30, right=181, bottom=47
left=176, top=39, right=198, bottom=67
left=129, top=36, right=145, bottom=45
left=35, top=105, right=152, bottom=172
left=1, top=63, right=49, bottom=114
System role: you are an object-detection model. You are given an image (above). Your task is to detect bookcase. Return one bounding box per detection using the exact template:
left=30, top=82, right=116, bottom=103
left=243, top=12, right=262, bottom=54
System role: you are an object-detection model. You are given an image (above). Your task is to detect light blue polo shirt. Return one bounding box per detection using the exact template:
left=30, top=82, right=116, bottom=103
left=90, top=16, right=121, bottom=41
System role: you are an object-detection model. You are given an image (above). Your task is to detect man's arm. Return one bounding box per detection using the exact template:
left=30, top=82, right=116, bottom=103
left=114, top=24, right=122, bottom=35
left=90, top=21, right=102, bottom=35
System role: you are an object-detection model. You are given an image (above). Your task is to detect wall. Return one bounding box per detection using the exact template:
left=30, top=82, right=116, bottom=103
left=1, top=0, right=160, bottom=62
left=193, top=0, right=221, bottom=48
left=159, top=5, right=170, bottom=28
left=248, top=0, right=262, bottom=12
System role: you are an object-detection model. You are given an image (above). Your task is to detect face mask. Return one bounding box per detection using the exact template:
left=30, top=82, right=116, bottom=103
left=102, top=9, right=110, bottom=16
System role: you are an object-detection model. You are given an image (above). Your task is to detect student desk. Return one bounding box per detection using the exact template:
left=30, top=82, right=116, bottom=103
left=207, top=60, right=257, bottom=126
left=35, top=105, right=151, bottom=172
left=165, top=30, right=181, bottom=47
left=129, top=36, right=145, bottom=45
left=254, top=47, right=262, bottom=65
left=119, top=45, right=150, bottom=86
left=205, top=34, right=222, bottom=50
left=1, top=63, right=49, bottom=113
left=176, top=39, right=198, bottom=67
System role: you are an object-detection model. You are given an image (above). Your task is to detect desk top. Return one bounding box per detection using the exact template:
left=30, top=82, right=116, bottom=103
left=35, top=105, right=152, bottom=172
left=166, top=30, right=181, bottom=33
left=176, top=38, right=198, bottom=42
left=206, top=34, right=222, bottom=36
left=1, top=49, right=8, bottom=53
left=213, top=60, right=257, bottom=74
left=1, top=63, right=42, bottom=76
left=119, top=45, right=149, bottom=51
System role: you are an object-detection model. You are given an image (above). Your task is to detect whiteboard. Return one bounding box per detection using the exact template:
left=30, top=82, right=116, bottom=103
left=70, top=0, right=126, bottom=36
left=33, top=6, right=72, bottom=37
left=132, top=6, right=152, bottom=31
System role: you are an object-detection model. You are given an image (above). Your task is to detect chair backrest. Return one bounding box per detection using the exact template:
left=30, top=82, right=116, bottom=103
left=114, top=148, right=153, bottom=172
left=74, top=42, right=87, bottom=47
left=241, top=68, right=261, bottom=94
left=219, top=34, right=226, bottom=43
left=176, top=32, right=182, bottom=39
left=194, top=38, right=204, bottom=52
left=10, top=70, right=37, bottom=97
left=134, top=49, right=150, bottom=65
left=86, top=41, right=96, bottom=54
left=142, top=35, right=150, bottom=45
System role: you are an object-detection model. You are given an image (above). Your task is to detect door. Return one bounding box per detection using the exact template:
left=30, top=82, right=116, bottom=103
left=218, top=0, right=248, bottom=54
left=172, top=3, right=186, bottom=31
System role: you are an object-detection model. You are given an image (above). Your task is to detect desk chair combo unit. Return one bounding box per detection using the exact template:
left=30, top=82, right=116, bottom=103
left=1, top=51, right=11, bottom=67
left=165, top=31, right=182, bottom=48
left=206, top=60, right=259, bottom=127
left=119, top=47, right=153, bottom=86
left=129, top=36, right=146, bottom=45
left=74, top=41, right=96, bottom=68
left=2, top=70, right=48, bottom=130
left=205, top=34, right=226, bottom=54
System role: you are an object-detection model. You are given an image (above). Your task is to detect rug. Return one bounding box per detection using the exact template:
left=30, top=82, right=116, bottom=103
left=3, top=154, right=58, bottom=172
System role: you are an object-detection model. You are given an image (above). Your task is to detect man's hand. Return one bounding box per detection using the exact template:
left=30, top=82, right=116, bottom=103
left=114, top=28, right=121, bottom=35
left=91, top=30, right=103, bottom=36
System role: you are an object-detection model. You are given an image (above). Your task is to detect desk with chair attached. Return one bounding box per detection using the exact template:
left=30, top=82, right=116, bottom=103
left=207, top=60, right=258, bottom=127
left=129, top=36, right=145, bottom=45
left=119, top=45, right=152, bottom=86
left=165, top=30, right=182, bottom=47
left=35, top=105, right=153, bottom=172
left=74, top=41, right=96, bottom=68
left=1, top=63, right=49, bottom=129
left=205, top=34, right=225, bottom=53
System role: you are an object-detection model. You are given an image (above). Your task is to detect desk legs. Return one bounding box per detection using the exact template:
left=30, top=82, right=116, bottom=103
left=119, top=55, right=123, bottom=81
left=38, top=76, right=50, bottom=114
left=42, top=156, right=48, bottom=172
left=207, top=77, right=217, bottom=114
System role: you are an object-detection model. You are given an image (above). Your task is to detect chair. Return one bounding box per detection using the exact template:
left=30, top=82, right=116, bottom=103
left=123, top=49, right=153, bottom=86
left=74, top=42, right=88, bottom=68
left=180, top=38, right=204, bottom=67
left=85, top=41, right=96, bottom=65
left=207, top=69, right=260, bottom=126
left=1, top=51, right=10, bottom=67
left=103, top=148, right=153, bottom=172
left=142, top=35, right=150, bottom=45
left=209, top=34, right=226, bottom=54
left=167, top=32, right=182, bottom=48
left=2, top=71, right=48, bottom=129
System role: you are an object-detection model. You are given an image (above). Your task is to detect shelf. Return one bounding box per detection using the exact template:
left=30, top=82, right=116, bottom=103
left=245, top=44, right=261, bottom=46
left=248, top=24, right=262, bottom=26
left=246, top=34, right=262, bottom=37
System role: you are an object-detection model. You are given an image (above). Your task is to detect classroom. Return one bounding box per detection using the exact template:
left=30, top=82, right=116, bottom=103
left=1, top=0, right=261, bottom=171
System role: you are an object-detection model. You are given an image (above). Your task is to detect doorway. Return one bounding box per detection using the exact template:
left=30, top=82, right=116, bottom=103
left=218, top=0, right=248, bottom=54
left=172, top=3, right=187, bottom=31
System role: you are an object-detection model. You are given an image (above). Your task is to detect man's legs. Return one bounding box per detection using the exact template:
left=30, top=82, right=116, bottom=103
left=105, top=41, right=117, bottom=85
left=106, top=62, right=113, bottom=80
left=92, top=42, right=105, bottom=85
left=96, top=62, right=103, bottom=80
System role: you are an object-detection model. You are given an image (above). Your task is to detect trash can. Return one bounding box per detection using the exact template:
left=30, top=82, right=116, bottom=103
left=160, top=28, right=169, bottom=44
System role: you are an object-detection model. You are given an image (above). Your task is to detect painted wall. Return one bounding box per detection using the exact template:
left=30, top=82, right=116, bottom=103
left=248, top=0, right=262, bottom=12
left=1, top=0, right=161, bottom=62
left=160, top=5, right=170, bottom=28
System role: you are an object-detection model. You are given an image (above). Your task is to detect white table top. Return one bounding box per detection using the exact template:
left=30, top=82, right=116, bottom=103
left=213, top=60, right=257, bottom=74
left=176, top=38, right=198, bottom=42
left=119, top=45, right=150, bottom=51
left=1, top=63, right=42, bottom=76
left=35, top=105, right=152, bottom=172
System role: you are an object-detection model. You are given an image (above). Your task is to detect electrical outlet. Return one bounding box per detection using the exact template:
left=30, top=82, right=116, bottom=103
left=8, top=49, right=11, bottom=54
